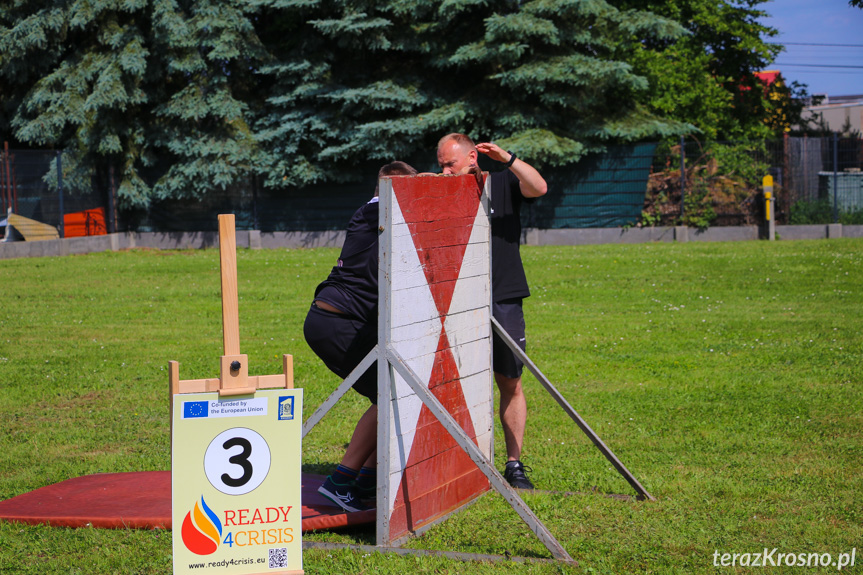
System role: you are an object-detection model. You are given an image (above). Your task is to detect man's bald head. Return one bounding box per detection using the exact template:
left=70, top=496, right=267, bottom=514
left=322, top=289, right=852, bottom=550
left=437, top=133, right=478, bottom=175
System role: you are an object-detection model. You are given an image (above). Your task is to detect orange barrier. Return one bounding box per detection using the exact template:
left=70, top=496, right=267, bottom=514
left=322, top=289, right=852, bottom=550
left=0, top=472, right=373, bottom=531
left=63, top=208, right=107, bottom=237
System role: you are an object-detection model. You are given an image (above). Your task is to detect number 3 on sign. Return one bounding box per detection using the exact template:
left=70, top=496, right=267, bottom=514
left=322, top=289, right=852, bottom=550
left=204, top=428, right=271, bottom=495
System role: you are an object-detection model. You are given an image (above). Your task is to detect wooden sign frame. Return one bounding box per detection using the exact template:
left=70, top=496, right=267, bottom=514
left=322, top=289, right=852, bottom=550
left=169, top=214, right=303, bottom=575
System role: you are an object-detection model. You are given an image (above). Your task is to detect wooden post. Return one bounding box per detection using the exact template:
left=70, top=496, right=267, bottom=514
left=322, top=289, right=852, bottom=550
left=168, top=214, right=294, bottom=404
left=219, top=214, right=241, bottom=356
left=11, top=151, right=17, bottom=216
left=168, top=360, right=180, bottom=443
left=56, top=152, right=63, bottom=237
left=108, top=165, right=117, bottom=234
left=217, top=214, right=253, bottom=396
left=679, top=135, right=686, bottom=220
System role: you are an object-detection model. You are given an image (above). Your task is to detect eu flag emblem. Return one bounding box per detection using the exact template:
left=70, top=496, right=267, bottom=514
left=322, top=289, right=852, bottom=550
left=183, top=401, right=209, bottom=419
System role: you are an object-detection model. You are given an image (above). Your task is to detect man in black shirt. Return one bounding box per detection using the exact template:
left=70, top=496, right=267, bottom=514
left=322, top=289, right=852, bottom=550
left=305, top=161, right=417, bottom=512
left=436, top=133, right=547, bottom=489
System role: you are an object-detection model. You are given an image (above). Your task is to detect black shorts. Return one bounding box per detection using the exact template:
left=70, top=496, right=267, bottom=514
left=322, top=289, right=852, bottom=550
left=303, top=303, right=378, bottom=403
left=492, top=298, right=526, bottom=379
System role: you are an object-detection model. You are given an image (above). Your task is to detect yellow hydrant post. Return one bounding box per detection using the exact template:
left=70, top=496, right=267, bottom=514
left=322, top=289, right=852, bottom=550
left=763, top=174, right=775, bottom=241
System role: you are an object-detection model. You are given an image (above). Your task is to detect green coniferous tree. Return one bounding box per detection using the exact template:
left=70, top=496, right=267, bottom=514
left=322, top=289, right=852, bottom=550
left=2, top=0, right=695, bottom=204
left=252, top=0, right=419, bottom=187
left=254, top=0, right=693, bottom=186
left=0, top=0, right=270, bottom=206
left=411, top=0, right=694, bottom=161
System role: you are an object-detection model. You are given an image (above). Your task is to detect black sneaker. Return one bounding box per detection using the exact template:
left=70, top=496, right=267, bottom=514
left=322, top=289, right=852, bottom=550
left=503, top=460, right=535, bottom=490
left=318, top=476, right=373, bottom=512
left=356, top=481, right=376, bottom=502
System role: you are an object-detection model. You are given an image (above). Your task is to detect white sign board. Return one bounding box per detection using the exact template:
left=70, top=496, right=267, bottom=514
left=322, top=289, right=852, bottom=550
left=172, top=389, right=303, bottom=575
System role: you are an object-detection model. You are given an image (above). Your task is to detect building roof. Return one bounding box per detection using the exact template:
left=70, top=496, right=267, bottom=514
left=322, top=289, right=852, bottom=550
left=755, top=70, right=782, bottom=86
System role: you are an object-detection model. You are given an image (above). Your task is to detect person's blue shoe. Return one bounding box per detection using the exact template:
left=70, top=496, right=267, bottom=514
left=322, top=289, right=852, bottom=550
left=318, top=476, right=373, bottom=512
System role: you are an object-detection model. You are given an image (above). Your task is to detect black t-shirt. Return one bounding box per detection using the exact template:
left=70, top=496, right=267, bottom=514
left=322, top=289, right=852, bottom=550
left=313, top=197, right=379, bottom=323
left=314, top=174, right=534, bottom=315
left=489, top=170, right=533, bottom=302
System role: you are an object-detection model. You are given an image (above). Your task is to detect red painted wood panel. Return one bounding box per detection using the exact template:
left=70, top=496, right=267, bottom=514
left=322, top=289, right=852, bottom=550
left=394, top=407, right=480, bottom=464
left=400, top=216, right=481, bottom=243
left=386, top=174, right=490, bottom=541
left=398, top=440, right=487, bottom=497
left=388, top=467, right=488, bottom=536
left=390, top=341, right=480, bottom=535
left=393, top=176, right=481, bottom=319
left=392, top=177, right=483, bottom=224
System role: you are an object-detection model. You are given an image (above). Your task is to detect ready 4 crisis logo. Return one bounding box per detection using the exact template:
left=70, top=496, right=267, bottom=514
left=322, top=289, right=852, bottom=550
left=181, top=497, right=223, bottom=555
left=181, top=496, right=295, bottom=555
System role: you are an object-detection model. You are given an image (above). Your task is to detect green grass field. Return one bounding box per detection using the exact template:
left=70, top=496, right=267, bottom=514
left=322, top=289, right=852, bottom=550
left=1, top=239, right=861, bottom=574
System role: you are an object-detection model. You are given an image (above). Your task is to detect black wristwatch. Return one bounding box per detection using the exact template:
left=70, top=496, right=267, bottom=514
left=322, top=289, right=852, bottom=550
left=503, top=151, right=517, bottom=169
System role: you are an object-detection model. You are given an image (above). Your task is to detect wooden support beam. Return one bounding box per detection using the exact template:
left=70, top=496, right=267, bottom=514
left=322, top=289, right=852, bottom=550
left=491, top=316, right=655, bottom=502
left=218, top=214, right=241, bottom=357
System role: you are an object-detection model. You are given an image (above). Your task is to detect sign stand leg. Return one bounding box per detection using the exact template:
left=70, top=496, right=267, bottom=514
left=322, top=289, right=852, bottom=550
left=301, top=346, right=378, bottom=439
left=386, top=346, right=575, bottom=564
left=492, top=317, right=655, bottom=501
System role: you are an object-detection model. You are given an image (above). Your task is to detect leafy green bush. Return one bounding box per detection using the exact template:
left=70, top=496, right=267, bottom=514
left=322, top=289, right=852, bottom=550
left=789, top=199, right=833, bottom=224
left=681, top=180, right=717, bottom=230
left=704, top=141, right=770, bottom=188
left=641, top=141, right=764, bottom=229
left=790, top=199, right=863, bottom=225
left=841, top=209, right=863, bottom=225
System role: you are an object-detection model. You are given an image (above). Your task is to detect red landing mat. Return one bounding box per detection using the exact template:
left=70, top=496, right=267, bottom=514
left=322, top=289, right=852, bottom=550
left=0, top=472, right=375, bottom=532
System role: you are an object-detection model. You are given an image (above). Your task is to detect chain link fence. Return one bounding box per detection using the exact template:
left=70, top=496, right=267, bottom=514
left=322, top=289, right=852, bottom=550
left=0, top=149, right=111, bottom=236
left=2, top=135, right=862, bottom=237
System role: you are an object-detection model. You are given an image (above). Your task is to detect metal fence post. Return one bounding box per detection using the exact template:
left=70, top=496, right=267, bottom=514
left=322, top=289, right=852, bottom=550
left=252, top=173, right=259, bottom=231
left=3, top=141, right=10, bottom=214
left=833, top=132, right=839, bottom=224
left=679, top=135, right=686, bottom=221
left=56, top=151, right=64, bottom=238
left=108, top=165, right=117, bottom=234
